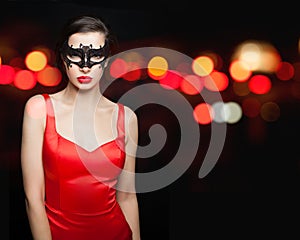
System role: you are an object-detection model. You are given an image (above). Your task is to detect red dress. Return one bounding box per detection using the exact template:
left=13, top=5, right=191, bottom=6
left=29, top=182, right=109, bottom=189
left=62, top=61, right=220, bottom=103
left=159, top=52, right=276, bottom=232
left=42, top=94, right=132, bottom=240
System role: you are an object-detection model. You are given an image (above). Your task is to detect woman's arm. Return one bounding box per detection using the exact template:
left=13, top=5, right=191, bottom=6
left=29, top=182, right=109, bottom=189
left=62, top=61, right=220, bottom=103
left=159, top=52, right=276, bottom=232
left=21, top=95, right=52, bottom=240
left=116, top=106, right=141, bottom=240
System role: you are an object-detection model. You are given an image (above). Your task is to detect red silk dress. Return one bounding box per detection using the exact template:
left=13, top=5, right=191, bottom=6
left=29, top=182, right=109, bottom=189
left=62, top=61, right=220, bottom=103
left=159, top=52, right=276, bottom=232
left=42, top=94, right=132, bottom=240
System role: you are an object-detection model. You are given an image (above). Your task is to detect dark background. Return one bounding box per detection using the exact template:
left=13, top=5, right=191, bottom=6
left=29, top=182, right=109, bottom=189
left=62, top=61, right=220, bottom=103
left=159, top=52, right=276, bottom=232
left=2, top=0, right=300, bottom=239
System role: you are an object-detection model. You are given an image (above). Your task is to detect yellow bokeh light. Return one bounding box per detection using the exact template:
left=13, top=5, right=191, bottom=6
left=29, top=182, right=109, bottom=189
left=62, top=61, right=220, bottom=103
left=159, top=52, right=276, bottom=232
left=192, top=56, right=214, bottom=77
left=147, top=56, right=168, bottom=77
left=25, top=50, right=47, bottom=71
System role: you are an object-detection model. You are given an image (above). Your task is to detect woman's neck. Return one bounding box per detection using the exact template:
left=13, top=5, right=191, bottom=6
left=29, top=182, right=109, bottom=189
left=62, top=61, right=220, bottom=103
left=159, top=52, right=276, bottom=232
left=61, top=82, right=103, bottom=106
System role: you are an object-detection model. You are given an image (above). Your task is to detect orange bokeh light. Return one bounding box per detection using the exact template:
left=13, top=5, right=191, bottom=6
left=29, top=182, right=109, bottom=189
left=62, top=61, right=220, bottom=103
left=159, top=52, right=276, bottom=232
left=193, top=103, right=214, bottom=125
left=229, top=60, right=252, bottom=82
left=204, top=71, right=229, bottom=92
left=36, top=66, right=62, bottom=86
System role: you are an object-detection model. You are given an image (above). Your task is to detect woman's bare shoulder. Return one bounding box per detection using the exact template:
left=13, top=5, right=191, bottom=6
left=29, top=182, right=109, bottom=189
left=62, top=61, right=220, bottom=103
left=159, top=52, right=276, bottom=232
left=24, top=94, right=47, bottom=119
left=124, top=105, right=137, bottom=118
left=123, top=105, right=138, bottom=130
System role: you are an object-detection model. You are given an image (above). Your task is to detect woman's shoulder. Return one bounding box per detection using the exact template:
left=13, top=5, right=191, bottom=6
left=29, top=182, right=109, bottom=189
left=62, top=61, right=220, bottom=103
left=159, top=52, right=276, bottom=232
left=121, top=104, right=138, bottom=130
left=123, top=105, right=137, bottom=119
left=111, top=100, right=137, bottom=120
left=101, top=97, right=137, bottom=121
left=23, top=94, right=47, bottom=119
left=25, top=94, right=47, bottom=106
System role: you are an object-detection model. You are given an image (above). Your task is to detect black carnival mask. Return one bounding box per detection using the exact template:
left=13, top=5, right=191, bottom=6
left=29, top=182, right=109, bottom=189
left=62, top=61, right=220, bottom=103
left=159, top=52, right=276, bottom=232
left=61, top=40, right=110, bottom=68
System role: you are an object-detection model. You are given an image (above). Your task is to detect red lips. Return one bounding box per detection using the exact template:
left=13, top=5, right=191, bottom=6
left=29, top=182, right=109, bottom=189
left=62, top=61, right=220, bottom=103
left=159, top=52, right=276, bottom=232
left=77, top=76, right=92, bottom=84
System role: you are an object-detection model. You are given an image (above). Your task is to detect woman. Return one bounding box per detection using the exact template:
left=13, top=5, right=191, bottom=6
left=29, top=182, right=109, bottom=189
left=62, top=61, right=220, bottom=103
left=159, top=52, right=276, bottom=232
left=21, top=15, right=140, bottom=240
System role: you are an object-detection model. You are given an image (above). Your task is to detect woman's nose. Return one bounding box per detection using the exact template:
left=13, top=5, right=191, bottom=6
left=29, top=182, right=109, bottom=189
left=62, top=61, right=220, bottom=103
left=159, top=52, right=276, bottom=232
left=80, top=66, right=91, bottom=73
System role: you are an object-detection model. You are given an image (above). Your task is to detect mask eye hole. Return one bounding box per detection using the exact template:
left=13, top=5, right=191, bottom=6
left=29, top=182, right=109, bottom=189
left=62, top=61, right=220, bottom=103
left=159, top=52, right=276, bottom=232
left=66, top=54, right=81, bottom=63
left=90, top=55, right=105, bottom=62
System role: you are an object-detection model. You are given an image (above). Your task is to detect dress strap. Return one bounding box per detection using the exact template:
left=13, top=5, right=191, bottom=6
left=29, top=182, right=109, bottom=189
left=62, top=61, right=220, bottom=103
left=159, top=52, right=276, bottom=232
left=42, top=93, right=49, bottom=101
left=41, top=93, right=57, bottom=138
left=116, top=103, right=125, bottom=139
left=42, top=93, right=54, bottom=117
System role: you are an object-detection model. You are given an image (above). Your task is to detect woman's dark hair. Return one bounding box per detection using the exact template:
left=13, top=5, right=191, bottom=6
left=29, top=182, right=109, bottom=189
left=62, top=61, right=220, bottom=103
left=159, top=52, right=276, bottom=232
left=55, top=15, right=112, bottom=80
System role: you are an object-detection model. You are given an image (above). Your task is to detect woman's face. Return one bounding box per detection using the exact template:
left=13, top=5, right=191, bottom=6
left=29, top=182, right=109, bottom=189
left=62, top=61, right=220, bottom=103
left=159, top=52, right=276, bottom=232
left=63, top=31, right=107, bottom=90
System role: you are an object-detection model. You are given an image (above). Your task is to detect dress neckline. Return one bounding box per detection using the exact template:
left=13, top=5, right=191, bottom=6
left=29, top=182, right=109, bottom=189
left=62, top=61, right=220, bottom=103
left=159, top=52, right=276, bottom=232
left=45, top=93, right=121, bottom=153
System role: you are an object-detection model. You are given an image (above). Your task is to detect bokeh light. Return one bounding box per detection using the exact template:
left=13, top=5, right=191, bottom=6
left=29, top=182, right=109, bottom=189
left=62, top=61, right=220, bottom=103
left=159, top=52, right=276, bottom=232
left=180, top=74, right=204, bottom=95
left=232, top=40, right=281, bottom=73
left=229, top=60, right=252, bottom=82
left=275, top=61, right=294, bottom=81
left=36, top=66, right=62, bottom=86
left=13, top=69, right=36, bottom=90
left=193, top=103, right=214, bottom=125
left=25, top=50, right=47, bottom=71
left=109, top=58, right=127, bottom=79
left=260, top=101, right=280, bottom=122
left=0, top=64, right=15, bottom=84
left=204, top=71, right=229, bottom=92
left=192, top=55, right=214, bottom=77
left=147, top=56, right=168, bottom=79
left=222, top=101, right=243, bottom=124
left=159, top=70, right=183, bottom=90
left=212, top=101, right=226, bottom=123
left=122, top=62, right=142, bottom=81
left=248, top=75, right=272, bottom=95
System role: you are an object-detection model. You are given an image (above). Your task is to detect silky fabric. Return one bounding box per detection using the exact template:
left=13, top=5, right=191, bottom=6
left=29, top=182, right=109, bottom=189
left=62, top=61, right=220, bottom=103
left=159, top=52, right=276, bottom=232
left=42, top=94, right=132, bottom=240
